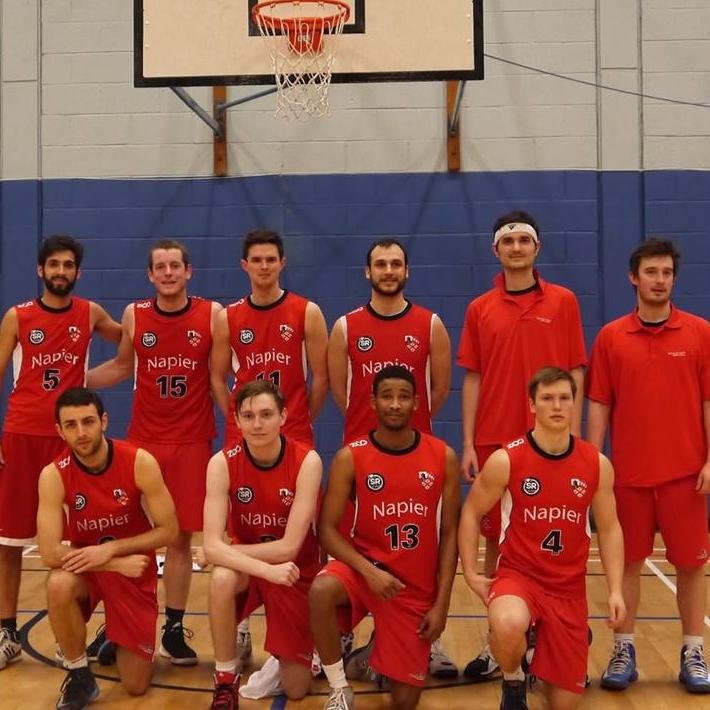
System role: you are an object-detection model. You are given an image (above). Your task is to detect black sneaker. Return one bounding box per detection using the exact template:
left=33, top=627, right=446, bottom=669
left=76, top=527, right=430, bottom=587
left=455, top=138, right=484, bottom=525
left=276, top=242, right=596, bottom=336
left=500, top=679, right=528, bottom=710
left=56, top=667, right=99, bottom=710
left=86, top=626, right=116, bottom=666
left=159, top=621, right=198, bottom=666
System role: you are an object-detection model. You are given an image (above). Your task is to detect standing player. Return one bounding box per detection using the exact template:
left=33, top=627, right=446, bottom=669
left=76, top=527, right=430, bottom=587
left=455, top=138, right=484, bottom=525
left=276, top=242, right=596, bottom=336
left=87, top=239, right=221, bottom=665
left=457, top=211, right=587, bottom=680
left=0, top=235, right=121, bottom=670
left=202, top=380, right=322, bottom=710
left=309, top=365, right=460, bottom=710
left=587, top=238, right=710, bottom=694
left=459, top=367, right=625, bottom=710
left=37, top=388, right=178, bottom=709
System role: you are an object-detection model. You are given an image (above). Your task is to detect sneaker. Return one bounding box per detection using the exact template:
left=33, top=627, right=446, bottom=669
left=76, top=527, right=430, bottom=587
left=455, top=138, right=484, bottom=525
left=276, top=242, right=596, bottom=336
left=429, top=637, right=459, bottom=679
left=324, top=686, right=355, bottom=710
left=500, top=679, right=528, bottom=709
left=601, top=640, right=638, bottom=690
left=463, top=642, right=500, bottom=681
left=159, top=621, right=198, bottom=666
left=239, top=655, right=283, bottom=699
left=212, top=671, right=239, bottom=709
left=56, top=667, right=99, bottom=710
left=235, top=629, right=252, bottom=672
left=344, top=632, right=375, bottom=681
left=0, top=628, right=21, bottom=670
left=679, top=644, right=710, bottom=694
left=86, top=626, right=116, bottom=666
left=521, top=626, right=536, bottom=674
left=341, top=631, right=354, bottom=658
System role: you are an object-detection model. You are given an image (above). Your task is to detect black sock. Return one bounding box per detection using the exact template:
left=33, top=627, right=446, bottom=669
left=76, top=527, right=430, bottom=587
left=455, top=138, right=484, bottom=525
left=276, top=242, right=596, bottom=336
left=165, top=607, right=185, bottom=626
left=1, top=617, right=18, bottom=640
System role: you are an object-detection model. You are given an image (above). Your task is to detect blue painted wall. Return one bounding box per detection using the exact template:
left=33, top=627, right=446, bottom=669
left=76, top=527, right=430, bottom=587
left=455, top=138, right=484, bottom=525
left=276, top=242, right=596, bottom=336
left=1, top=171, right=708, bottom=463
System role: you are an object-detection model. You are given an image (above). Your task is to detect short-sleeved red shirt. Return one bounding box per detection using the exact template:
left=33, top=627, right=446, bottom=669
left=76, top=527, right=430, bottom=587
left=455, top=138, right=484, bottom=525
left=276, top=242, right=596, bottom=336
left=586, top=307, right=710, bottom=486
left=457, top=273, right=587, bottom=446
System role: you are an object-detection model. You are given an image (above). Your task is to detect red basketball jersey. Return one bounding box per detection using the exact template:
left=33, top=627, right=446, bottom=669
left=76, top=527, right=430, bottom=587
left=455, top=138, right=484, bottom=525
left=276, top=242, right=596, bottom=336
left=498, top=433, right=600, bottom=597
left=128, top=297, right=215, bottom=443
left=341, top=302, right=434, bottom=443
left=225, top=292, right=311, bottom=445
left=225, top=436, right=320, bottom=581
left=349, top=431, right=447, bottom=602
left=4, top=298, right=92, bottom=436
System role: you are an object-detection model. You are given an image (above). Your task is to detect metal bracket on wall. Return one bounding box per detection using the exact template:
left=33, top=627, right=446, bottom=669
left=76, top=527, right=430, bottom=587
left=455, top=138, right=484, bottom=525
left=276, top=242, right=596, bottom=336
left=446, top=80, right=466, bottom=172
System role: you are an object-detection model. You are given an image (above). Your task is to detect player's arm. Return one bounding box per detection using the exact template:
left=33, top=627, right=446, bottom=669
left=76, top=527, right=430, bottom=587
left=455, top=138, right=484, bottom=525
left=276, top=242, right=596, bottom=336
left=209, top=308, right=232, bottom=417
left=429, top=315, right=451, bottom=417
left=570, top=366, right=585, bottom=438
left=304, top=301, right=329, bottom=420
left=327, top=317, right=348, bottom=415
left=591, top=453, right=625, bottom=629
left=0, top=308, right=19, bottom=466
left=418, top=446, right=460, bottom=642
left=460, top=370, right=481, bottom=481
left=586, top=399, right=610, bottom=451
left=86, top=304, right=135, bottom=388
left=697, top=400, right=710, bottom=494
left=458, top=448, right=509, bottom=603
left=37, top=464, right=73, bottom=568
left=89, top=301, right=122, bottom=343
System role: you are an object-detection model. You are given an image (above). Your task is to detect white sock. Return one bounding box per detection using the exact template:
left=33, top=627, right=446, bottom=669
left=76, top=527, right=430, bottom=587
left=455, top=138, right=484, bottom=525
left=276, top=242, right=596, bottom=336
left=322, top=659, right=348, bottom=689
left=237, top=619, right=250, bottom=634
left=683, top=635, right=704, bottom=649
left=614, top=633, right=634, bottom=645
left=503, top=667, right=525, bottom=682
left=66, top=654, right=88, bottom=670
left=215, top=659, right=238, bottom=674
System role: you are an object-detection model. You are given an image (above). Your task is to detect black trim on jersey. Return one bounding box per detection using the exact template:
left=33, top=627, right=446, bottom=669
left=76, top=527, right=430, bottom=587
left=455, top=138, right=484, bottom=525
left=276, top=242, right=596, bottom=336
left=639, top=316, right=669, bottom=328
left=506, top=282, right=539, bottom=296
left=369, top=429, right=420, bottom=456
left=526, top=430, right=574, bottom=460
left=72, top=439, right=114, bottom=476
left=244, top=434, right=287, bottom=471
left=365, top=300, right=412, bottom=321
left=154, top=297, right=192, bottom=317
left=37, top=298, right=73, bottom=314
left=247, top=290, right=289, bottom=311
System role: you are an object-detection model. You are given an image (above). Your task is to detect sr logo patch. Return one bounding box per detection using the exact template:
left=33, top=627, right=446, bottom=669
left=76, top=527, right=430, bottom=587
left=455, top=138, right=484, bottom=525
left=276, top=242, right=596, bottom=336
left=357, top=336, right=373, bottom=352
left=75, top=493, right=87, bottom=511
left=236, top=486, right=253, bottom=503
left=142, top=331, right=157, bottom=348
left=521, top=477, right=541, bottom=496
left=366, top=473, right=385, bottom=492
left=29, top=329, right=45, bottom=345
left=240, top=329, right=255, bottom=345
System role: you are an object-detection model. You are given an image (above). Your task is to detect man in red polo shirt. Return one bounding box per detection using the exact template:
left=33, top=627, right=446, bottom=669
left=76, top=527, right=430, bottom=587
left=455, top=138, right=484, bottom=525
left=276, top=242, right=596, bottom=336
left=457, top=210, right=587, bottom=679
left=587, top=238, right=710, bottom=694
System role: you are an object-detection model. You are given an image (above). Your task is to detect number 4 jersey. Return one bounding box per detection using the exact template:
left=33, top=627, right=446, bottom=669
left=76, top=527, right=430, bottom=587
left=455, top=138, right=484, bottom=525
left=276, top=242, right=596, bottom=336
left=4, top=298, right=92, bottom=436
left=498, top=432, right=600, bottom=597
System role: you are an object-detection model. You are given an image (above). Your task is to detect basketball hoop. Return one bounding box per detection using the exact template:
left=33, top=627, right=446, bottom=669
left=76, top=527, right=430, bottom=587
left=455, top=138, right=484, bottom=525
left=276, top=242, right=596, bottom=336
left=252, top=0, right=350, bottom=120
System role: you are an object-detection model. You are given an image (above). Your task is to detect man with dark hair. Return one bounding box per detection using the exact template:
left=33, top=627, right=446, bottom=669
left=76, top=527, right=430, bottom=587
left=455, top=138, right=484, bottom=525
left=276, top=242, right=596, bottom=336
left=87, top=239, right=222, bottom=665
left=37, top=387, right=178, bottom=709
left=587, top=238, right=710, bottom=694
left=457, top=210, right=587, bottom=680
left=459, top=367, right=625, bottom=710
left=0, top=235, right=121, bottom=670
left=203, top=379, right=322, bottom=710
left=310, top=364, right=460, bottom=710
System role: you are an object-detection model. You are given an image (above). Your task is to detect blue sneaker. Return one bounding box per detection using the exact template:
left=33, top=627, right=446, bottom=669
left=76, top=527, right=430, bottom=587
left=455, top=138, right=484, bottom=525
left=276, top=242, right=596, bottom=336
left=679, top=645, right=710, bottom=694
left=601, top=641, right=638, bottom=690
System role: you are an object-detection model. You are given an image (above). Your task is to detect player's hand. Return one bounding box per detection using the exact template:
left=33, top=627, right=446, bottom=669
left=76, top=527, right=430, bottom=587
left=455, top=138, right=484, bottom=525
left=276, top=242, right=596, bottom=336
left=264, top=561, right=300, bottom=587
left=364, top=565, right=405, bottom=600
left=194, top=546, right=209, bottom=570
left=114, top=554, right=150, bottom=578
left=61, top=543, right=115, bottom=574
left=463, top=571, right=492, bottom=605
left=0, top=442, right=5, bottom=466
left=460, top=444, right=479, bottom=482
left=606, top=591, right=626, bottom=630
left=695, top=462, right=710, bottom=495
left=417, top=604, right=447, bottom=642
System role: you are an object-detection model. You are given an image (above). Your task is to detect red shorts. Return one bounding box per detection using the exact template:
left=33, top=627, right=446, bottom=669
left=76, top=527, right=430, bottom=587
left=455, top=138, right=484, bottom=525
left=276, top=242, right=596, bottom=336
left=615, top=476, right=710, bottom=568
left=130, top=439, right=211, bottom=532
left=236, top=576, right=313, bottom=667
left=490, top=569, right=588, bottom=695
left=82, top=566, right=158, bottom=662
left=0, top=432, right=65, bottom=544
left=320, top=560, right=431, bottom=687
left=476, top=445, right=501, bottom=541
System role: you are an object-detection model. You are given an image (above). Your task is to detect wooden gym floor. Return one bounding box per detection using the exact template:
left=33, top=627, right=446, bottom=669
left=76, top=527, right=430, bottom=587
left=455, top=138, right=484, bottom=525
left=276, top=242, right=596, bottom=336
left=4, top=535, right=709, bottom=709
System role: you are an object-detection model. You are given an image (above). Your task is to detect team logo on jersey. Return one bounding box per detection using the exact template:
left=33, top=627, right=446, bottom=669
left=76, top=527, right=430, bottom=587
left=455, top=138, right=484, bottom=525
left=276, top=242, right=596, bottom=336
left=521, top=477, right=541, bottom=496
left=186, top=329, right=202, bottom=347
left=357, top=336, right=373, bottom=352
left=135, top=300, right=152, bottom=309
left=279, top=324, right=294, bottom=342
left=75, top=493, right=87, bottom=511
left=57, top=455, right=71, bottom=469
left=418, top=470, right=435, bottom=490
left=29, top=328, right=45, bottom=345
left=366, top=473, right=385, bottom=492
left=142, top=331, right=157, bottom=348
left=404, top=335, right=420, bottom=353
left=570, top=478, right=587, bottom=498
left=279, top=488, right=295, bottom=506
left=113, top=488, right=129, bottom=506
left=236, top=486, right=253, bottom=503
left=240, top=329, right=255, bottom=345
left=68, top=325, right=81, bottom=343
left=225, top=444, right=242, bottom=458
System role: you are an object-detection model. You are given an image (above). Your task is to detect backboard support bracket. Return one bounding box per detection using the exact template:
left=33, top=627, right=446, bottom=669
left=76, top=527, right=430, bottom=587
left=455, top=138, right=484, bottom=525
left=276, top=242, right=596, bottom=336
left=446, top=80, right=466, bottom=172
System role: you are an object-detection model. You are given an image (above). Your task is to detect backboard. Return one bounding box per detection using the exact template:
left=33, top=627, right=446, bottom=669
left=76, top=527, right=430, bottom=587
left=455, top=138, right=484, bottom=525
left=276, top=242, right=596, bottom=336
left=134, top=0, right=484, bottom=87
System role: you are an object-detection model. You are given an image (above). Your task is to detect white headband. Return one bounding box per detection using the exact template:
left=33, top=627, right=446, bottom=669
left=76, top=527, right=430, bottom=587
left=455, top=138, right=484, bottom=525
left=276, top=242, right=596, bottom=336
left=493, top=222, right=539, bottom=246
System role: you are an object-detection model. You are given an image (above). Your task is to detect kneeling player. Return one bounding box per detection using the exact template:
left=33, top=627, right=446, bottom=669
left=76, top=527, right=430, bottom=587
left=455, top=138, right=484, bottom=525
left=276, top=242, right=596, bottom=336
left=37, top=388, right=178, bottom=709
left=203, top=380, right=323, bottom=709
left=309, top=365, right=459, bottom=710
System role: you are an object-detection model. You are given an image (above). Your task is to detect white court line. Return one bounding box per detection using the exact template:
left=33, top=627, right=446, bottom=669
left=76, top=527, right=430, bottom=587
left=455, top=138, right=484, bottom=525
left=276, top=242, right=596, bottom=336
left=645, top=558, right=710, bottom=630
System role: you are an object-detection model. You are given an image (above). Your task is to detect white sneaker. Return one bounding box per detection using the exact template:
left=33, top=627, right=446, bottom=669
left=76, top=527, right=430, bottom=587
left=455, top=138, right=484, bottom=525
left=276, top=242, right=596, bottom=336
left=429, top=637, right=458, bottom=679
left=235, top=629, right=252, bottom=672
left=463, top=641, right=500, bottom=681
left=0, top=628, right=21, bottom=670
left=324, top=686, right=355, bottom=710
left=239, top=655, right=283, bottom=699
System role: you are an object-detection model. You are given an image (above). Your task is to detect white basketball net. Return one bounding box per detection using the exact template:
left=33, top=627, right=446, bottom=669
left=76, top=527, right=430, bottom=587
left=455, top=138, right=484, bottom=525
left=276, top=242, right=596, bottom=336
left=253, top=1, right=349, bottom=120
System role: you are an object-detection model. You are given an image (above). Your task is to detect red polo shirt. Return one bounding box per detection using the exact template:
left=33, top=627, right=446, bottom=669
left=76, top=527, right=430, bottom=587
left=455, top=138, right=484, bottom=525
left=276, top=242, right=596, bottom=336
left=587, top=307, right=710, bottom=486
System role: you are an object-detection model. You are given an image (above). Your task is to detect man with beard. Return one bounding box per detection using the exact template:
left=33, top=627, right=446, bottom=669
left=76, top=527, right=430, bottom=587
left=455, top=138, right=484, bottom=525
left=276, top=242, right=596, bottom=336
left=0, top=235, right=121, bottom=670
left=309, top=365, right=460, bottom=710
left=587, top=238, right=710, bottom=694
